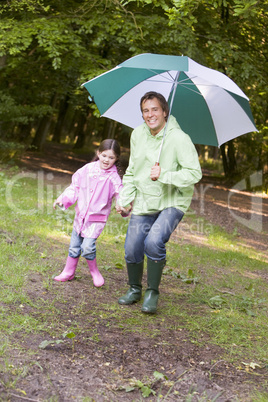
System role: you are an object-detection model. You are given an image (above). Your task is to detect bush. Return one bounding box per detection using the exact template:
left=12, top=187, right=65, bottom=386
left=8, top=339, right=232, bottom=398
left=0, top=140, right=25, bottom=163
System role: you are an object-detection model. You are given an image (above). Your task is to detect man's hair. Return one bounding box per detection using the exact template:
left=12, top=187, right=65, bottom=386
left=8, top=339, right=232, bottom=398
left=140, top=91, right=169, bottom=121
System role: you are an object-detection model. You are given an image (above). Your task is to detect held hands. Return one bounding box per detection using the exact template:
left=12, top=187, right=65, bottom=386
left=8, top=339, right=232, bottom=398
left=150, top=164, right=161, bottom=181
left=116, top=202, right=132, bottom=217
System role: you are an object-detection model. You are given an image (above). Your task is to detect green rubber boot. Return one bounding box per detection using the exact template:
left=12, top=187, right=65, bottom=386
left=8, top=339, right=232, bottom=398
left=141, top=258, right=165, bottom=314
left=118, top=261, right=144, bottom=305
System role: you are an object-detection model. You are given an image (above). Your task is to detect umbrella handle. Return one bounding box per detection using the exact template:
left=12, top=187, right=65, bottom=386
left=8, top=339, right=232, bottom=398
left=151, top=162, right=160, bottom=181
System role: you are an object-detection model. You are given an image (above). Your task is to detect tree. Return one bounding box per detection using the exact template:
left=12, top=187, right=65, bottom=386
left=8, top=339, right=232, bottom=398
left=0, top=0, right=189, bottom=147
left=0, top=0, right=267, bottom=188
left=142, top=0, right=268, bottom=184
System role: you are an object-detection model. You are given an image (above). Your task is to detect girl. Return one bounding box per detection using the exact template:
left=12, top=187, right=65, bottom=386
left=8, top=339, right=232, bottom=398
left=53, top=139, right=123, bottom=287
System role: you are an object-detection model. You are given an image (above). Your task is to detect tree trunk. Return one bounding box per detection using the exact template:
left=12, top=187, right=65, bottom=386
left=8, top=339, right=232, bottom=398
left=220, top=140, right=237, bottom=177
left=220, top=144, right=228, bottom=176
left=31, top=116, right=51, bottom=151
left=106, top=120, right=117, bottom=139
left=73, top=111, right=87, bottom=149
left=227, top=140, right=237, bottom=175
left=52, top=95, right=70, bottom=143
left=17, top=123, right=33, bottom=142
left=31, top=93, right=57, bottom=151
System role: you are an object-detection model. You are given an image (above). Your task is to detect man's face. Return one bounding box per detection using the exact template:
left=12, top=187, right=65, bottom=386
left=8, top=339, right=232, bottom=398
left=141, top=97, right=167, bottom=136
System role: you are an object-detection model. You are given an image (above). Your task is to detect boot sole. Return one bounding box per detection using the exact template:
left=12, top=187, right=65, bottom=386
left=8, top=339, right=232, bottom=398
left=54, top=275, right=75, bottom=282
left=118, top=298, right=141, bottom=305
left=92, top=279, right=105, bottom=287
left=141, top=307, right=157, bottom=314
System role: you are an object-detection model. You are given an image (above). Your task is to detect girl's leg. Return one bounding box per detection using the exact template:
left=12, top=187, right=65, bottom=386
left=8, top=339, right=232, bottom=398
left=54, top=229, right=82, bottom=282
left=68, top=229, right=83, bottom=258
left=81, top=238, right=104, bottom=287
left=54, top=256, right=79, bottom=282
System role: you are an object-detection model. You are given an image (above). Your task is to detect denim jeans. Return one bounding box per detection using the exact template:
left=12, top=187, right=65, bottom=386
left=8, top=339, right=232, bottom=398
left=68, top=229, right=97, bottom=260
left=124, top=207, right=184, bottom=263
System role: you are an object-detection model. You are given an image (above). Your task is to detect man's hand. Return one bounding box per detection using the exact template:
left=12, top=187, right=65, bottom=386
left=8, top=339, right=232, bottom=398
left=116, top=202, right=132, bottom=217
left=150, top=164, right=161, bottom=181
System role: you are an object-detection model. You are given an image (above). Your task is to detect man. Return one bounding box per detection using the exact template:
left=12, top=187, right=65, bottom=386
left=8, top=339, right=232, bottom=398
left=117, top=91, right=202, bottom=314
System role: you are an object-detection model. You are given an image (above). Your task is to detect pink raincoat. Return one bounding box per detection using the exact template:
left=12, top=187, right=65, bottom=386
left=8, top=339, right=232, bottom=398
left=56, top=161, right=122, bottom=238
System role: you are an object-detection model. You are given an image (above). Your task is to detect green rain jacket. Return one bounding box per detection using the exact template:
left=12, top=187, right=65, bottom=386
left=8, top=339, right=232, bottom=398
left=119, top=116, right=202, bottom=215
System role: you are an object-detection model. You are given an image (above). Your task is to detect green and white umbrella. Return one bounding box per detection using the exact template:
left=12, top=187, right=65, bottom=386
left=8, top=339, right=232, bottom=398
left=82, top=53, right=257, bottom=147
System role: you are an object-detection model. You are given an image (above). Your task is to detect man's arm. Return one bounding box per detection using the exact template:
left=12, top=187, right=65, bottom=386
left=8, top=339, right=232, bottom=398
left=158, top=134, right=202, bottom=187
left=118, top=134, right=137, bottom=207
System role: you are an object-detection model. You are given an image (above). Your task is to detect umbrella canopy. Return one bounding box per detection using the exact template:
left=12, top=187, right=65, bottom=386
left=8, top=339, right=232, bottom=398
left=82, top=53, right=257, bottom=147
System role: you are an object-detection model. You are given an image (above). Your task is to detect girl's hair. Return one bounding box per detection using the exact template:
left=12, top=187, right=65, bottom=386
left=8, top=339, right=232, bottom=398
left=92, top=139, right=123, bottom=178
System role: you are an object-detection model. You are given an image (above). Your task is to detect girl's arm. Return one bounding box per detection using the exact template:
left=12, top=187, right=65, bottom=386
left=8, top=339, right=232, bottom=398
left=110, top=172, right=132, bottom=217
left=54, top=169, right=81, bottom=209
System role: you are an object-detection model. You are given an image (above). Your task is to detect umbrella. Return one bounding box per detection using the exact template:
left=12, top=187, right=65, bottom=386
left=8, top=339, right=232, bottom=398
left=82, top=53, right=257, bottom=148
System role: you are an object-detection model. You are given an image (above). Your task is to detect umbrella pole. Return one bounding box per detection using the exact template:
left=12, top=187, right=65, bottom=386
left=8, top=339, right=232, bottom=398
left=156, top=71, right=180, bottom=164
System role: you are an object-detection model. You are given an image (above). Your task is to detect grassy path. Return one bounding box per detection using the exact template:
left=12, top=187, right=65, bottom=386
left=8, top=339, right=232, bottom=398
left=0, top=161, right=267, bottom=401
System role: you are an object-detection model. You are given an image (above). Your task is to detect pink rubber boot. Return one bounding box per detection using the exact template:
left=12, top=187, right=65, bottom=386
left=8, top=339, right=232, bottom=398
left=87, top=259, right=104, bottom=287
left=54, top=256, right=79, bottom=282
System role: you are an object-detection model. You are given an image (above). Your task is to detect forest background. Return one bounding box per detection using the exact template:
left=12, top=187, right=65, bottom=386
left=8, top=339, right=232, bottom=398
left=0, top=0, right=267, bottom=189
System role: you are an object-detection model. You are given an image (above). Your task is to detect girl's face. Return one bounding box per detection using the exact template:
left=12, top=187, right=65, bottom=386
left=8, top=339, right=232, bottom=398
left=97, top=149, right=117, bottom=170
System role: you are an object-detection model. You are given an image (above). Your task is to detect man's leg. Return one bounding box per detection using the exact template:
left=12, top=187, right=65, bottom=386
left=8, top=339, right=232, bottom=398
left=144, top=207, right=184, bottom=262
left=118, top=214, right=157, bottom=305
left=142, top=208, right=184, bottom=313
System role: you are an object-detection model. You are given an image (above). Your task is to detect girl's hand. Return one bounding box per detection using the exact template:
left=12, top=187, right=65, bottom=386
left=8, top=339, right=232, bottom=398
left=53, top=201, right=64, bottom=210
left=116, top=203, right=132, bottom=217
left=115, top=202, right=121, bottom=213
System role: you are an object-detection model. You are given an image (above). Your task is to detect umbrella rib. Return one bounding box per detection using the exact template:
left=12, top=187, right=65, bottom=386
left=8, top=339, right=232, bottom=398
left=179, top=82, right=225, bottom=96
left=179, top=74, right=224, bottom=89
left=145, top=69, right=176, bottom=83
left=146, top=77, right=175, bottom=84
left=165, top=71, right=176, bottom=81
left=146, top=73, right=222, bottom=96
left=178, top=84, right=204, bottom=96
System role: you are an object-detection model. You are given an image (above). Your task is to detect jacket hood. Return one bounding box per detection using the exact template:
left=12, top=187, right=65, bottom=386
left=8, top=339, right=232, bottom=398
left=142, top=115, right=182, bottom=139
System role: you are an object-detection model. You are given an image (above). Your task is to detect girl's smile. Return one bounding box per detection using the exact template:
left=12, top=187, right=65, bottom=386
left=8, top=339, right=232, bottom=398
left=97, top=149, right=117, bottom=170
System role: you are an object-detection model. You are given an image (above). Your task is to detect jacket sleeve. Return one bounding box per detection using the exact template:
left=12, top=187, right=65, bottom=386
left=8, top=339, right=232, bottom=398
left=110, top=172, right=123, bottom=201
left=118, top=133, right=137, bottom=207
left=56, top=169, right=81, bottom=209
left=158, top=133, right=202, bottom=188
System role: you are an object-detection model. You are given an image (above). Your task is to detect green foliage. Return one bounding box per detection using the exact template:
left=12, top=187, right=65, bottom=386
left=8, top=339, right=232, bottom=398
left=0, top=92, right=53, bottom=127
left=38, top=339, right=64, bottom=349
left=121, top=371, right=169, bottom=398
left=0, top=139, right=25, bottom=162
left=0, top=0, right=267, bottom=174
left=39, top=330, right=76, bottom=354
left=180, top=268, right=199, bottom=284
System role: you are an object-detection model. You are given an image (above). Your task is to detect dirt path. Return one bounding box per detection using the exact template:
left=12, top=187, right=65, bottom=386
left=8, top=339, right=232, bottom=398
left=8, top=143, right=267, bottom=402
left=20, top=143, right=268, bottom=254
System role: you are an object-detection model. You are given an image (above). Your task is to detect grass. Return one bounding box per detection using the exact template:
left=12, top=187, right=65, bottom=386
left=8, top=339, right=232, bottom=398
left=0, top=165, right=267, bottom=400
